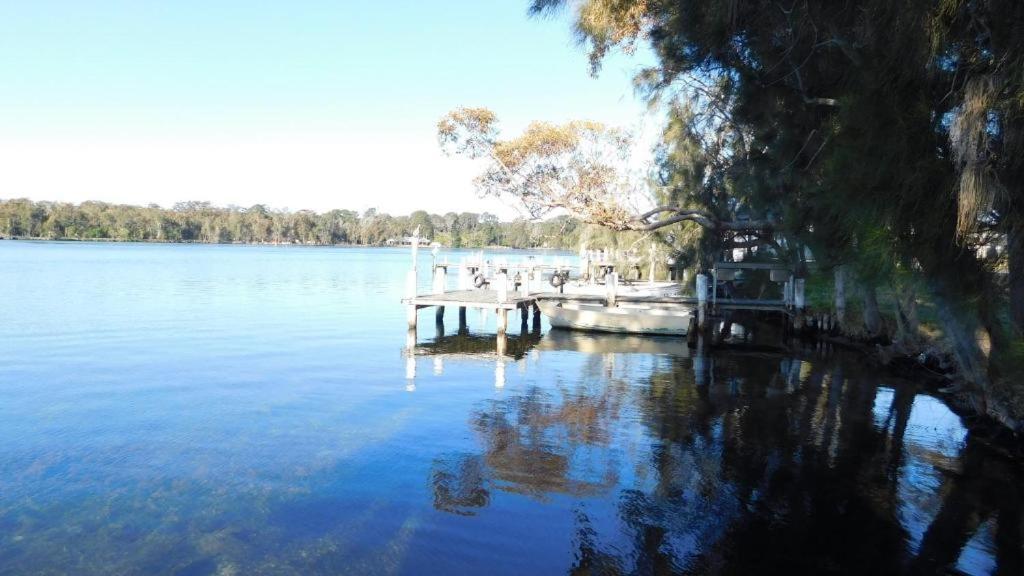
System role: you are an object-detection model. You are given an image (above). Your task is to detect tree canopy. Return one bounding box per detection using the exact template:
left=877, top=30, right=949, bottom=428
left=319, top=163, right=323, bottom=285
left=440, top=0, right=1024, bottom=424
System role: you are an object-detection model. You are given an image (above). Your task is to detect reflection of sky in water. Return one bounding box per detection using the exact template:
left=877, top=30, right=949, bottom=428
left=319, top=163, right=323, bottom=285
left=0, top=242, right=1019, bottom=575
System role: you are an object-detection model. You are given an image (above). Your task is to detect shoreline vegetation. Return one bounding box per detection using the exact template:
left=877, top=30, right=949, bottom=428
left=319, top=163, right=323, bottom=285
left=0, top=198, right=607, bottom=250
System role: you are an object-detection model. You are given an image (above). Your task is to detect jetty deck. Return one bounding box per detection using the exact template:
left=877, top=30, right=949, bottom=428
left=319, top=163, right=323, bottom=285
left=402, top=289, right=536, bottom=311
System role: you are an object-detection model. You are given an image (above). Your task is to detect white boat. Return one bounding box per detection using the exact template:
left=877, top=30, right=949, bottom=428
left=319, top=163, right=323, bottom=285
left=537, top=300, right=693, bottom=336
left=536, top=330, right=689, bottom=355
left=559, top=280, right=681, bottom=298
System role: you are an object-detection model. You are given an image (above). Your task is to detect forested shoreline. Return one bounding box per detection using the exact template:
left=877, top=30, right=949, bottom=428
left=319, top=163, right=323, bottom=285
left=0, top=198, right=597, bottom=249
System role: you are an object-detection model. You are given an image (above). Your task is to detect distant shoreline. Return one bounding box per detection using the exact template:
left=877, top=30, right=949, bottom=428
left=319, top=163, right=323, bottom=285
left=0, top=235, right=564, bottom=251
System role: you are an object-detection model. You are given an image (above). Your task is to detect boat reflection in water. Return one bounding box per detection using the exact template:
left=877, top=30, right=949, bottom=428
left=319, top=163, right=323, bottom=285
left=412, top=327, right=1023, bottom=575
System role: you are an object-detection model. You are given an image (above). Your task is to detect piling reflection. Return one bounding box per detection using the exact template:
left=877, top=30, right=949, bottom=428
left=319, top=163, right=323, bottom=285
left=428, top=332, right=1024, bottom=574
left=407, top=327, right=542, bottom=361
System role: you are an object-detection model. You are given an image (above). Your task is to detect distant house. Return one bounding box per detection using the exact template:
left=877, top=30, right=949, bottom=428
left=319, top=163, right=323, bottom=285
left=385, top=236, right=442, bottom=247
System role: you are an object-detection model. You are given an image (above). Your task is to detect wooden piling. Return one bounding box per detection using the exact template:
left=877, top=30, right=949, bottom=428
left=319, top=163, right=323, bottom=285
left=433, top=265, right=447, bottom=295
left=606, top=272, right=619, bottom=307
left=696, top=273, right=708, bottom=329
left=496, top=308, right=508, bottom=336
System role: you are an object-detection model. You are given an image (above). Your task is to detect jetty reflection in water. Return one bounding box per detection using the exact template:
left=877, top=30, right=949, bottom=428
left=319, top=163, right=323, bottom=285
left=413, top=328, right=1022, bottom=575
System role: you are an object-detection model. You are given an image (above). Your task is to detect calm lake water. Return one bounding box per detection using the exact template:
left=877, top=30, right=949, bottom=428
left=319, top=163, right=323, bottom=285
left=1, top=241, right=1021, bottom=575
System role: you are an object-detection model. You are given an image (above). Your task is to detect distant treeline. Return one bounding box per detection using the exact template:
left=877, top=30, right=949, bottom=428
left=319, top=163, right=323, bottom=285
left=0, top=198, right=620, bottom=249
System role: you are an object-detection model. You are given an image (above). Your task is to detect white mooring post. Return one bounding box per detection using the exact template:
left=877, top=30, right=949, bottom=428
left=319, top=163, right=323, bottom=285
left=458, top=259, right=469, bottom=290
left=434, top=264, right=447, bottom=325
left=433, top=265, right=447, bottom=295
left=410, top=228, right=419, bottom=273
left=406, top=228, right=420, bottom=330
left=696, top=273, right=709, bottom=329
left=606, top=272, right=619, bottom=307
left=406, top=269, right=418, bottom=330
left=496, top=272, right=508, bottom=303
left=496, top=309, right=508, bottom=336
left=794, top=278, right=806, bottom=310
left=648, top=244, right=657, bottom=285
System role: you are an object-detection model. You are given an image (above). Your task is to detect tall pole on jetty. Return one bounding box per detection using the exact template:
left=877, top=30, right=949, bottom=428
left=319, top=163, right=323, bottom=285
left=648, top=243, right=656, bottom=285
left=406, top=227, right=420, bottom=332
left=696, top=272, right=709, bottom=330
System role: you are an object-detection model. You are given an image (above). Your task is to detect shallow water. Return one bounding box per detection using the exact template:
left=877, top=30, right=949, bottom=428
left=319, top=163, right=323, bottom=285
left=0, top=241, right=1020, bottom=575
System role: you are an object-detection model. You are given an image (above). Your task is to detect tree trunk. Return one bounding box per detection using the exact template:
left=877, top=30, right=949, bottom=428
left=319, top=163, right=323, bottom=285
left=863, top=284, right=882, bottom=337
left=834, top=265, right=847, bottom=329
left=930, top=279, right=989, bottom=392
left=1009, top=215, right=1024, bottom=335
left=893, top=279, right=920, bottom=346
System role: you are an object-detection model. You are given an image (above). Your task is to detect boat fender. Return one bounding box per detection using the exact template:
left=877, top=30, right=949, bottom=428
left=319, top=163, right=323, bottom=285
left=473, top=273, right=487, bottom=289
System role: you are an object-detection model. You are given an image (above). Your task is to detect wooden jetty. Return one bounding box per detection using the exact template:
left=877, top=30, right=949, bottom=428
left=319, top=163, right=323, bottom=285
left=399, top=234, right=806, bottom=353
left=403, top=288, right=540, bottom=336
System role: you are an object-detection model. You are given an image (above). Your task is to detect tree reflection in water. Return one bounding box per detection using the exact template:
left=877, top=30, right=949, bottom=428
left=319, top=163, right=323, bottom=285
left=428, top=337, right=1023, bottom=574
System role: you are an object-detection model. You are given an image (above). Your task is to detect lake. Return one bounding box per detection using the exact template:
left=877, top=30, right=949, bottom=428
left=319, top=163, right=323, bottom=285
left=0, top=241, right=1020, bottom=575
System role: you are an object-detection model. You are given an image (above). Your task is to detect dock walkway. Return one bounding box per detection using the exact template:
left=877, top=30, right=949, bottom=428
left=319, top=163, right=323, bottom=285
left=402, top=289, right=536, bottom=311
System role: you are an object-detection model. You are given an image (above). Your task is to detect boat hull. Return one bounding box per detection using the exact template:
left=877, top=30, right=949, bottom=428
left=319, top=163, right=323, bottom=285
left=538, top=300, right=692, bottom=336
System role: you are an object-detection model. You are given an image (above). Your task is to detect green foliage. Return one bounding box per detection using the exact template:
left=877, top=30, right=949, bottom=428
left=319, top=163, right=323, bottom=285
left=0, top=199, right=582, bottom=250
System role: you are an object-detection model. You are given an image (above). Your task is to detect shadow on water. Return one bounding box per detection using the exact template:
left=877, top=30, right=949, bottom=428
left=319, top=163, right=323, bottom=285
left=427, top=330, right=1024, bottom=575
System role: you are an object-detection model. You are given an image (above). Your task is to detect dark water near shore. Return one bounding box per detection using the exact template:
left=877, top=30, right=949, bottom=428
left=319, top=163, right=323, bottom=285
left=0, top=241, right=1021, bottom=575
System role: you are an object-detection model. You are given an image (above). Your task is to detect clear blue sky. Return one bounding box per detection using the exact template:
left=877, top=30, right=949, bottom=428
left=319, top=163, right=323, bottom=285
left=0, top=0, right=656, bottom=217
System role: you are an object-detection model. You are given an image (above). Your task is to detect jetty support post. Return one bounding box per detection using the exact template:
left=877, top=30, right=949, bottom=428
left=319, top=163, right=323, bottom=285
left=496, top=308, right=508, bottom=336
left=496, top=272, right=509, bottom=338
left=606, top=272, right=619, bottom=307
left=696, top=273, right=709, bottom=329
left=433, top=265, right=446, bottom=323
left=458, top=306, right=468, bottom=334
